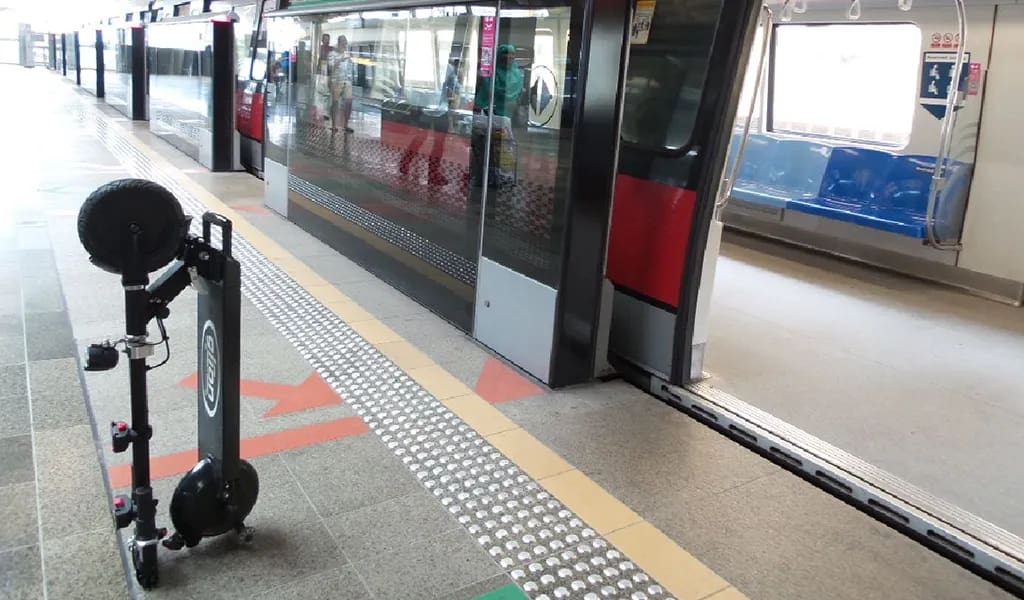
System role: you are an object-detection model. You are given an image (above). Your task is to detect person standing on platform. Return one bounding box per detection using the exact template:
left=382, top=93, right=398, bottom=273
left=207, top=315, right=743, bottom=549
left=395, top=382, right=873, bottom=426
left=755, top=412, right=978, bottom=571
left=329, top=35, right=355, bottom=134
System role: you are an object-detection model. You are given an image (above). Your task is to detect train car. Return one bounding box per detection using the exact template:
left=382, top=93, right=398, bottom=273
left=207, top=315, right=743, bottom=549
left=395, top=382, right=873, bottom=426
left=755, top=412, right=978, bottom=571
left=718, top=0, right=1022, bottom=306
left=233, top=1, right=276, bottom=177
left=609, top=0, right=1024, bottom=593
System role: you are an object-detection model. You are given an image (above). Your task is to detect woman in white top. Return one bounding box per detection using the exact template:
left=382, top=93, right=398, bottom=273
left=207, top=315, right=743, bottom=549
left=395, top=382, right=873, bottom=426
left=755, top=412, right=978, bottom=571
left=328, top=35, right=355, bottom=133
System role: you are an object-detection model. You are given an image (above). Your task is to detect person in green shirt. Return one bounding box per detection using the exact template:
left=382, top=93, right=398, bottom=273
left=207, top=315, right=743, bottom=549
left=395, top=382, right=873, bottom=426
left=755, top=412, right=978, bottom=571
left=474, top=44, right=524, bottom=118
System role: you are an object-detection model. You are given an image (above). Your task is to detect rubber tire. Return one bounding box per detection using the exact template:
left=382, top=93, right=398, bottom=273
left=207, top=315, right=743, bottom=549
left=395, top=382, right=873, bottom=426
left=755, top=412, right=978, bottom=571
left=77, top=178, right=189, bottom=275
left=168, top=458, right=260, bottom=546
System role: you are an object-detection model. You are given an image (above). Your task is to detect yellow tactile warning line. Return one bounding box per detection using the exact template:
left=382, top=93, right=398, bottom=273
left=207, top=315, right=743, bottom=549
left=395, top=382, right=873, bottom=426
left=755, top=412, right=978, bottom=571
left=114, top=121, right=749, bottom=600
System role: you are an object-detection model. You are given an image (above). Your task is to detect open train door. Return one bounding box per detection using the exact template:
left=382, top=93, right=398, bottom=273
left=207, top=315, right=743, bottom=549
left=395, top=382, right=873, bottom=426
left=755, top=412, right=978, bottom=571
left=606, top=0, right=763, bottom=386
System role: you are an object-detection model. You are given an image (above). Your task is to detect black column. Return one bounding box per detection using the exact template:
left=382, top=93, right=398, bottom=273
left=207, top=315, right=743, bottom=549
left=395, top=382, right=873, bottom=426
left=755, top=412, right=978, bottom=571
left=131, top=26, right=148, bottom=120
left=548, top=0, right=632, bottom=387
left=210, top=20, right=236, bottom=172
left=96, top=30, right=106, bottom=98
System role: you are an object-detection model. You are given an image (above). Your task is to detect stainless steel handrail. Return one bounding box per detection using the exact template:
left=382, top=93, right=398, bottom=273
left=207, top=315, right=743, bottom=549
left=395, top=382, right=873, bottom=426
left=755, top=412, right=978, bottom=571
left=715, top=3, right=772, bottom=219
left=924, top=0, right=968, bottom=250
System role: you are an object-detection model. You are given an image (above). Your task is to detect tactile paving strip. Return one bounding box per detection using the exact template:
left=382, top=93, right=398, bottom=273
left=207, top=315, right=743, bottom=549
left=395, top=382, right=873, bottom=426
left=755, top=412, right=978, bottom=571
left=77, top=101, right=677, bottom=600
left=289, top=175, right=479, bottom=286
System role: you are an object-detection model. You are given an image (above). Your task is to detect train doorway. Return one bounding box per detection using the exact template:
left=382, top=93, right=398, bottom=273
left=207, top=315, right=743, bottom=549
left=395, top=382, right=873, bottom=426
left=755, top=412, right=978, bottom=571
left=659, top=0, right=1024, bottom=589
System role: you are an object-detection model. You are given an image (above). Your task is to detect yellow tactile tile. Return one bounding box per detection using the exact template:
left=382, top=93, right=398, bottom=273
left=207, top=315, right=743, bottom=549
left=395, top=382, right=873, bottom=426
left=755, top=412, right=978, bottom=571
left=407, top=365, right=474, bottom=400
left=285, top=264, right=330, bottom=289
left=305, top=284, right=351, bottom=306
left=272, top=256, right=307, bottom=276
left=486, top=428, right=573, bottom=480
left=349, top=319, right=403, bottom=345
left=606, top=521, right=730, bottom=600
left=706, top=587, right=749, bottom=600
left=539, top=469, right=641, bottom=535
left=228, top=217, right=257, bottom=237
left=442, top=394, right=518, bottom=437
left=375, top=340, right=435, bottom=371
left=324, top=299, right=374, bottom=324
left=243, top=230, right=289, bottom=259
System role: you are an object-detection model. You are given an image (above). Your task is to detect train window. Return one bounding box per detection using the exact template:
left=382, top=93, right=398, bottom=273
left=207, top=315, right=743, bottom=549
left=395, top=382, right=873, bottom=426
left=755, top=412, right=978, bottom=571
left=770, top=23, right=921, bottom=146
left=233, top=4, right=259, bottom=80
left=620, top=0, right=724, bottom=153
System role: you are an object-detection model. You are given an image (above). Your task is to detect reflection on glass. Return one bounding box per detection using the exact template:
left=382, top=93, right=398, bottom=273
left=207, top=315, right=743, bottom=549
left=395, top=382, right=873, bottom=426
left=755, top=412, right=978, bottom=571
left=264, top=18, right=302, bottom=165
left=234, top=5, right=259, bottom=82
left=478, top=4, right=575, bottom=288
left=79, top=30, right=100, bottom=95
left=103, top=27, right=132, bottom=116
left=64, top=33, right=79, bottom=81
left=147, top=20, right=214, bottom=161
left=619, top=0, right=721, bottom=152
left=285, top=5, right=499, bottom=327
left=277, top=3, right=579, bottom=325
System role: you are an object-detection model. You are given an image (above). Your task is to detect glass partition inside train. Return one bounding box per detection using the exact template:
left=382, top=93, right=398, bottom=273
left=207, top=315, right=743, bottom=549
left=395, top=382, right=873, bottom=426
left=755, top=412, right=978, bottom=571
left=272, top=3, right=580, bottom=332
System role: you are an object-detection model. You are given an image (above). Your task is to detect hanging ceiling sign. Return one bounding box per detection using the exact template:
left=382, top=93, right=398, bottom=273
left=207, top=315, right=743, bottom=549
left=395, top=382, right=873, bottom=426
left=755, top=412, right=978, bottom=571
left=631, top=0, right=656, bottom=45
left=919, top=51, right=970, bottom=119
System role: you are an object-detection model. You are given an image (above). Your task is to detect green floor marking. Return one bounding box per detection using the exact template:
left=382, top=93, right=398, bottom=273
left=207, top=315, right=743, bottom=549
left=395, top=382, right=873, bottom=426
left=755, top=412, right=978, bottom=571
left=472, top=583, right=530, bottom=600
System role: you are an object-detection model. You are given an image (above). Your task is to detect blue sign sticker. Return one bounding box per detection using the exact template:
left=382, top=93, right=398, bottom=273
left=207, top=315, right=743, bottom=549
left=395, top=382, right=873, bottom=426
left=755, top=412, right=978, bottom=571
left=920, top=51, right=970, bottom=119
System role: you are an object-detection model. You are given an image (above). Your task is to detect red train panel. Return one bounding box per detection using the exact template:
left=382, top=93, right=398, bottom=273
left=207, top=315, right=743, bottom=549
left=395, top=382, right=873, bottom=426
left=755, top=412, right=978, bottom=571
left=606, top=175, right=697, bottom=308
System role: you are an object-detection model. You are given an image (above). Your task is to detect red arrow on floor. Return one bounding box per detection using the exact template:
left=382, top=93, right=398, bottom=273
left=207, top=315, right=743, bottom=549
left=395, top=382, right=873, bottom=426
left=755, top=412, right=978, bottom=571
left=178, top=372, right=342, bottom=418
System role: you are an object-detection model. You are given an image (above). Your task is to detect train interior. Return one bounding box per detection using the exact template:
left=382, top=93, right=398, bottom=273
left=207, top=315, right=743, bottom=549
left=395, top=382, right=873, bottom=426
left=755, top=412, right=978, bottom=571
left=704, top=0, right=1024, bottom=549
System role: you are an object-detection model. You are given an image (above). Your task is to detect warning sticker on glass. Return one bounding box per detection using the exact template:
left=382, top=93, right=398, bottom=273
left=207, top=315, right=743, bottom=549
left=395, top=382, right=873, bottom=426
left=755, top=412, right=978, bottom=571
left=631, top=1, right=656, bottom=45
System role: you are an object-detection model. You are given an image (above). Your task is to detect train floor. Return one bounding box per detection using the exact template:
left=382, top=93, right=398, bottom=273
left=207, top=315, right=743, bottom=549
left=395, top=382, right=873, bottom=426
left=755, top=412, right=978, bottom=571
left=0, top=65, right=1015, bottom=600
left=705, top=231, right=1024, bottom=542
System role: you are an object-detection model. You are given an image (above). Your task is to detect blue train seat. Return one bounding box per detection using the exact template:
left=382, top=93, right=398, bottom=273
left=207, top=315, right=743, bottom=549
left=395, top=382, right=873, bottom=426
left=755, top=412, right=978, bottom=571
left=762, top=139, right=831, bottom=198
left=788, top=147, right=927, bottom=237
left=729, top=135, right=831, bottom=210
left=727, top=135, right=970, bottom=240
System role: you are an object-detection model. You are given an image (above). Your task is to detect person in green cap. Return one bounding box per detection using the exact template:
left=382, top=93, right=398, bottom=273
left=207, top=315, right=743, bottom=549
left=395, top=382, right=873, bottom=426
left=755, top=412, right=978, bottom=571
left=470, top=44, right=524, bottom=188
left=474, top=44, right=524, bottom=118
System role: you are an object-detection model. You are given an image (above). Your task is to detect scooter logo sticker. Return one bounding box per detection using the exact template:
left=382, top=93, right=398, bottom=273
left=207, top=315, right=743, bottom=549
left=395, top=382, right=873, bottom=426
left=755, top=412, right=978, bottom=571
left=201, top=320, right=221, bottom=418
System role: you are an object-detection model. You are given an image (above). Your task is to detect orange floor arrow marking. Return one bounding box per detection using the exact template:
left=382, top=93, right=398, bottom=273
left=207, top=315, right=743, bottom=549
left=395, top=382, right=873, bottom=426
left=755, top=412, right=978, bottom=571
left=107, top=415, right=369, bottom=488
left=474, top=356, right=544, bottom=404
left=179, top=372, right=342, bottom=417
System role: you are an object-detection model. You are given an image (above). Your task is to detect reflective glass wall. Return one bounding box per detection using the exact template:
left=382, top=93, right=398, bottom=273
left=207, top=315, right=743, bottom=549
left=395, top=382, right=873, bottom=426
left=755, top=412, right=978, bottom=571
left=103, top=27, right=131, bottom=116
left=479, top=4, right=574, bottom=289
left=275, top=2, right=579, bottom=331
left=264, top=17, right=301, bottom=166
left=64, top=32, right=79, bottom=84
left=147, top=18, right=215, bottom=162
left=79, top=29, right=102, bottom=96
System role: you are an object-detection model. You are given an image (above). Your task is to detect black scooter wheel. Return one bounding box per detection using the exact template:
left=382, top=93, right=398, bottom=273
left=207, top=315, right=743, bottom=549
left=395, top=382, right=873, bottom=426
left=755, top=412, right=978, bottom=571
left=77, top=178, right=189, bottom=275
left=168, top=457, right=260, bottom=547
